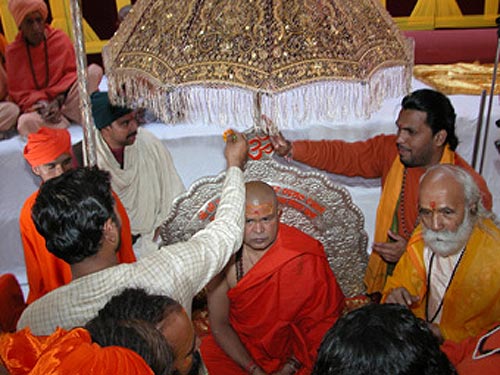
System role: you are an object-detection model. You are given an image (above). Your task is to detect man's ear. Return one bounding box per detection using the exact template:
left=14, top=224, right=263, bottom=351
left=433, top=129, right=447, bottom=147
left=32, top=165, right=41, bottom=177
left=102, top=218, right=118, bottom=244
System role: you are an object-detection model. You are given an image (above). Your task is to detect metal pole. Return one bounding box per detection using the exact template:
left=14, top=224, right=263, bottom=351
left=479, top=21, right=500, bottom=174
left=472, top=90, right=486, bottom=170
left=69, top=0, right=97, bottom=166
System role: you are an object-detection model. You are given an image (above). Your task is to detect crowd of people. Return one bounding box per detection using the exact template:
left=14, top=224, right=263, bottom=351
left=0, top=0, right=499, bottom=374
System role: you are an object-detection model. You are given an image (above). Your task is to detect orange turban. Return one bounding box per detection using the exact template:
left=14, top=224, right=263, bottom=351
left=8, top=0, right=48, bottom=27
left=0, top=328, right=155, bottom=375
left=23, top=127, right=72, bottom=167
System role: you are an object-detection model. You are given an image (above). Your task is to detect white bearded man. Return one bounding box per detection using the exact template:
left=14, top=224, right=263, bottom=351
left=382, top=164, right=500, bottom=343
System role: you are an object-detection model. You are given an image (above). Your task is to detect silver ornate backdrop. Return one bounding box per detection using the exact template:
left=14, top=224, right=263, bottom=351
left=160, top=129, right=368, bottom=297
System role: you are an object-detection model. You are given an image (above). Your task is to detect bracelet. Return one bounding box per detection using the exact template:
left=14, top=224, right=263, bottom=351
left=244, top=360, right=258, bottom=374
left=286, top=357, right=302, bottom=372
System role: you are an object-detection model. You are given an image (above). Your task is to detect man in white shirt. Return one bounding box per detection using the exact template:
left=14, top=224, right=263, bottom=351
left=17, top=131, right=248, bottom=335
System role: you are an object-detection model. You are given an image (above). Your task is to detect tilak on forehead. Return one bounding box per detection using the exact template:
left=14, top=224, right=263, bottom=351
left=246, top=203, right=274, bottom=216
left=430, top=201, right=436, bottom=209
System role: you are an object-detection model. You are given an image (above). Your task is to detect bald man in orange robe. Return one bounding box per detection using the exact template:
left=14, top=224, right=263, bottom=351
left=20, top=127, right=135, bottom=304
left=201, top=181, right=345, bottom=375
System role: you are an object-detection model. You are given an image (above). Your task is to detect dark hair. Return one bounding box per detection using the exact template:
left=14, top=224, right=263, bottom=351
left=312, top=304, right=456, bottom=375
left=31, top=166, right=117, bottom=264
left=401, top=89, right=458, bottom=151
left=92, top=288, right=183, bottom=324
left=86, top=318, right=173, bottom=375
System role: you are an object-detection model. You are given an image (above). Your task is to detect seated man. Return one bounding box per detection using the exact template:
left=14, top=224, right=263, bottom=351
left=201, top=181, right=345, bottom=375
left=0, top=35, right=19, bottom=139
left=1, top=317, right=173, bottom=375
left=312, top=303, right=455, bottom=375
left=91, top=91, right=185, bottom=256
left=6, top=0, right=103, bottom=136
left=88, top=288, right=203, bottom=375
left=20, top=127, right=135, bottom=304
left=17, top=131, right=248, bottom=335
left=383, top=164, right=500, bottom=342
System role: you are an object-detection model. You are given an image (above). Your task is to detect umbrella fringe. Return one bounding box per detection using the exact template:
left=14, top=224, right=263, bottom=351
left=106, top=65, right=411, bottom=130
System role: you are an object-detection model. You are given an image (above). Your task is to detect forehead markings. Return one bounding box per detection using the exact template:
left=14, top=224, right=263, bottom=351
left=246, top=203, right=273, bottom=216
left=430, top=201, right=436, bottom=209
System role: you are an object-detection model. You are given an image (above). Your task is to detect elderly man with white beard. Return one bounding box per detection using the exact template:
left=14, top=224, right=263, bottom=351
left=382, top=164, right=500, bottom=343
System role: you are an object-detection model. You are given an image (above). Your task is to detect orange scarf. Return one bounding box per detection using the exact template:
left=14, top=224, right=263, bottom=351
left=0, top=328, right=155, bottom=375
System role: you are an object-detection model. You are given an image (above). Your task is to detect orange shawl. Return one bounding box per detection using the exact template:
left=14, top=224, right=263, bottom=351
left=0, top=328, right=154, bottom=375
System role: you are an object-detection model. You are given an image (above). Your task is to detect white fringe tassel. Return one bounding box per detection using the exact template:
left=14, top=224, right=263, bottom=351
left=106, top=65, right=411, bottom=130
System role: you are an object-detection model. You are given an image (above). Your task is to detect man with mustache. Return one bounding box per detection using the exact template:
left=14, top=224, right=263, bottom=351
left=383, top=164, right=500, bottom=342
left=270, top=89, right=492, bottom=298
left=91, top=91, right=185, bottom=257
left=201, top=181, right=345, bottom=375
left=5, top=0, right=103, bottom=136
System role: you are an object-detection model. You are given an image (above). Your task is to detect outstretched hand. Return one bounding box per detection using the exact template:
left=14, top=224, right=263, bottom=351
left=262, top=115, right=292, bottom=158
left=224, top=130, right=248, bottom=169
left=372, top=230, right=407, bottom=263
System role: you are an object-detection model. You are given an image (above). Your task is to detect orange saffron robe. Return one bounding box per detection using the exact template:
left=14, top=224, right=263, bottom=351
left=6, top=26, right=77, bottom=112
left=441, top=324, right=500, bottom=374
left=292, top=134, right=492, bottom=294
left=201, top=224, right=345, bottom=375
left=0, top=327, right=155, bottom=375
left=382, top=219, right=500, bottom=342
left=19, top=190, right=136, bottom=304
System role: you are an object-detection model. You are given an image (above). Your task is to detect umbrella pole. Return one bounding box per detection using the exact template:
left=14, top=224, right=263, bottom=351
left=69, top=0, right=97, bottom=167
left=253, top=92, right=262, bottom=130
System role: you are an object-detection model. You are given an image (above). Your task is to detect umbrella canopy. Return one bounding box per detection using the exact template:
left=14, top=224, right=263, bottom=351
left=103, top=0, right=413, bottom=129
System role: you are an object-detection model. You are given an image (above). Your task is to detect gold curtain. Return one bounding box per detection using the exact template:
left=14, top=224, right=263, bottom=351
left=413, top=63, right=499, bottom=95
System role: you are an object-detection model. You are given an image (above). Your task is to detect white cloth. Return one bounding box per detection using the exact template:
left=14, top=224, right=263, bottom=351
left=424, top=246, right=464, bottom=324
left=17, top=167, right=245, bottom=335
left=95, top=127, right=185, bottom=256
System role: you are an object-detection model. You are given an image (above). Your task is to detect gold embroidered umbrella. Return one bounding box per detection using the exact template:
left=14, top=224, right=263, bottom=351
left=103, top=0, right=413, bottom=129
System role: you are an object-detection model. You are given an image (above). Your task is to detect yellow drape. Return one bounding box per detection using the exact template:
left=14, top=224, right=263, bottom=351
left=410, top=0, right=462, bottom=18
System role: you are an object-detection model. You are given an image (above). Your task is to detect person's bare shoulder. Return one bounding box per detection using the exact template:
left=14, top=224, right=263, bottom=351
left=224, top=254, right=238, bottom=289
left=206, top=253, right=238, bottom=293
